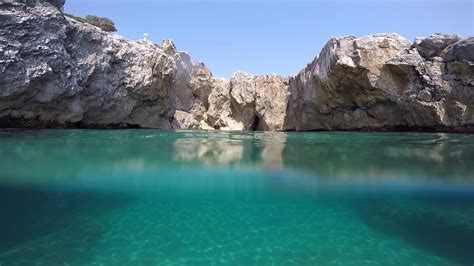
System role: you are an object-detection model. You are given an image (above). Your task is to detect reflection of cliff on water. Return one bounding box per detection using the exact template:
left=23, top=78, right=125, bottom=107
left=0, top=129, right=175, bottom=184
left=0, top=130, right=473, bottom=187
left=0, top=130, right=288, bottom=185
left=282, top=132, right=474, bottom=180
left=172, top=131, right=286, bottom=168
left=172, top=131, right=474, bottom=182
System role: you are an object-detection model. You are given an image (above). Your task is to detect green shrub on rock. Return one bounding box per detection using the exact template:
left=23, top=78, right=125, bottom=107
left=84, top=15, right=117, bottom=32
left=64, top=14, right=117, bottom=32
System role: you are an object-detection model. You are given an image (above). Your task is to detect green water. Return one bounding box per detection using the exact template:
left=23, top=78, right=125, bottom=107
left=0, top=130, right=473, bottom=265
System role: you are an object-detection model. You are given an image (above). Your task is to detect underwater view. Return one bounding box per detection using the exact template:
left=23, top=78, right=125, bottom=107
left=0, top=129, right=473, bottom=265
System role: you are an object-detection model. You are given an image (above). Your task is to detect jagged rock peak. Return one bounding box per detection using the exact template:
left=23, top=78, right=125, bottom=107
left=413, top=33, right=461, bottom=59
left=159, top=39, right=177, bottom=55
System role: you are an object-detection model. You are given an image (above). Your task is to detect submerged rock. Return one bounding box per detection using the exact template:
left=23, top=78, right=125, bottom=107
left=0, top=1, right=472, bottom=131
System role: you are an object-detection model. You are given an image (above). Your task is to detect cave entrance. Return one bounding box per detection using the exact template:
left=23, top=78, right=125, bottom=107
left=251, top=115, right=260, bottom=131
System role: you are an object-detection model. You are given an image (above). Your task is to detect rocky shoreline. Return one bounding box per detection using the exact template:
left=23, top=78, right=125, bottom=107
left=1, top=1, right=473, bottom=132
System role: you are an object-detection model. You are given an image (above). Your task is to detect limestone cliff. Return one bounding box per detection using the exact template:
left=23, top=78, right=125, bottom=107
left=285, top=33, right=473, bottom=131
left=0, top=1, right=472, bottom=131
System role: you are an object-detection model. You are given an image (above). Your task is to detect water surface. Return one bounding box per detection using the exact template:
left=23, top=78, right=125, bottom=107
left=0, top=130, right=473, bottom=265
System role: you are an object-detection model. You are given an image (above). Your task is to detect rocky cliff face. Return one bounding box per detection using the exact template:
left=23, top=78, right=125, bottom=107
left=285, top=33, right=474, bottom=131
left=1, top=1, right=473, bottom=131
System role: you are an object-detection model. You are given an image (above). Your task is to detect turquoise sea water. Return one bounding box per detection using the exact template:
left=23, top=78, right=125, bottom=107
left=0, top=129, right=473, bottom=265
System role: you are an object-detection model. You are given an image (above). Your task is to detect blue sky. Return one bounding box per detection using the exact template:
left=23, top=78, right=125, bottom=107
left=65, top=0, right=473, bottom=78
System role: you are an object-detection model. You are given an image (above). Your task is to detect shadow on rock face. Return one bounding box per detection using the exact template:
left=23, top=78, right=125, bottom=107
left=0, top=185, right=134, bottom=264
left=352, top=195, right=474, bottom=265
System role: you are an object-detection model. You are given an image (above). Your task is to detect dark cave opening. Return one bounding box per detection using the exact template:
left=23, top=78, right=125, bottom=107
left=251, top=115, right=260, bottom=131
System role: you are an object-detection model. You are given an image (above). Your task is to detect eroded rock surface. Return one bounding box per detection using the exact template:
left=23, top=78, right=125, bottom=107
left=285, top=33, right=474, bottom=131
left=0, top=1, right=472, bottom=131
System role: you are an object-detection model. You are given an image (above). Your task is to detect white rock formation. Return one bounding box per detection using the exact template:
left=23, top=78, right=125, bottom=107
left=285, top=33, right=473, bottom=131
left=0, top=1, right=472, bottom=132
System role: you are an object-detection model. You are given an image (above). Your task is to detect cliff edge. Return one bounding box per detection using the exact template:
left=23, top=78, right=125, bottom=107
left=1, top=2, right=473, bottom=131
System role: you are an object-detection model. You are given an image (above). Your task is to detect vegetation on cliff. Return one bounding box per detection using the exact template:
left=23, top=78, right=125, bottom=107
left=65, top=14, right=117, bottom=32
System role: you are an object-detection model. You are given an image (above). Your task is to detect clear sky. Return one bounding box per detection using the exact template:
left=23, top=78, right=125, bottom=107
left=65, top=0, right=473, bottom=78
